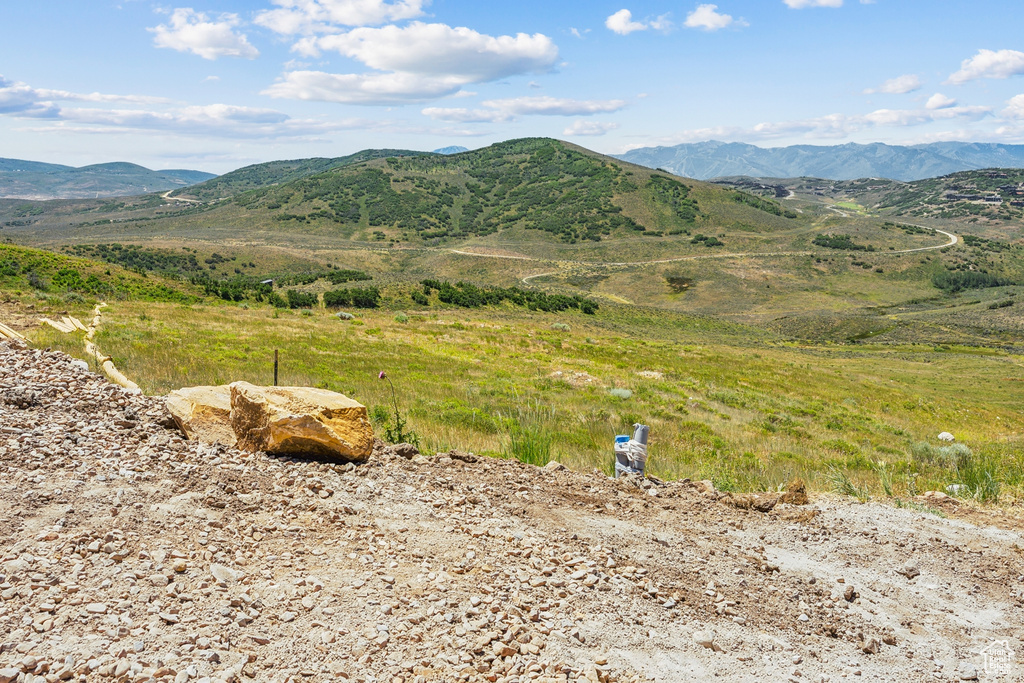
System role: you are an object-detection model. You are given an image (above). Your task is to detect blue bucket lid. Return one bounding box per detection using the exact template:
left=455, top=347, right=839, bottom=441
left=615, top=435, right=630, bottom=443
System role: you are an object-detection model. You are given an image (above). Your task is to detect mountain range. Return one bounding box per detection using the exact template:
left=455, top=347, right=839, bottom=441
left=0, top=159, right=216, bottom=200
left=615, top=141, right=1024, bottom=182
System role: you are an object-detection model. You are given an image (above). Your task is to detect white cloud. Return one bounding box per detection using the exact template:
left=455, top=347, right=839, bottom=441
left=563, top=120, right=619, bottom=136
left=864, top=74, right=922, bottom=95
left=312, top=23, right=557, bottom=79
left=255, top=0, right=428, bottom=35
left=1002, top=94, right=1024, bottom=119
left=863, top=108, right=931, bottom=127
left=634, top=103, right=993, bottom=147
left=947, top=49, right=1024, bottom=85
left=606, top=9, right=646, bottom=34
left=483, top=96, right=625, bottom=116
left=783, top=0, right=842, bottom=7
left=264, top=70, right=465, bottom=104
left=0, top=75, right=168, bottom=119
left=150, top=8, right=259, bottom=60
left=925, top=93, right=956, bottom=110
left=0, top=78, right=59, bottom=118
left=265, top=23, right=559, bottom=105
left=569, top=27, right=589, bottom=39
left=605, top=9, right=672, bottom=35
left=927, top=105, right=991, bottom=121
left=420, top=107, right=511, bottom=123
left=0, top=74, right=491, bottom=141
left=684, top=4, right=746, bottom=31
left=422, top=96, right=626, bottom=123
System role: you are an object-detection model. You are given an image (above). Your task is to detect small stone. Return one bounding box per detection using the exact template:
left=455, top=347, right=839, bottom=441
left=280, top=611, right=296, bottom=623
left=0, top=669, right=18, bottom=683
left=958, top=661, right=978, bottom=681
left=897, top=564, right=920, bottom=579
left=210, top=564, right=239, bottom=584
left=693, top=631, right=722, bottom=652
left=861, top=638, right=880, bottom=655
left=172, top=560, right=188, bottom=573
left=492, top=641, right=518, bottom=658
left=159, top=612, right=180, bottom=624
left=844, top=586, right=856, bottom=602
left=86, top=602, right=108, bottom=614
left=149, top=574, right=170, bottom=587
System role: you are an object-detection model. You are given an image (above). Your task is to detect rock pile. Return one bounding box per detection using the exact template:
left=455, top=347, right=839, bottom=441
left=167, top=384, right=373, bottom=462
left=1, top=340, right=1022, bottom=682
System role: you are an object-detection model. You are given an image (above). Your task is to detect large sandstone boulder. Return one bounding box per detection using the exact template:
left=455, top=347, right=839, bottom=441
left=229, top=382, right=373, bottom=461
left=166, top=386, right=236, bottom=447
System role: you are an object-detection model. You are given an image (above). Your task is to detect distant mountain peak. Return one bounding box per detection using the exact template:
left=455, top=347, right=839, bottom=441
left=615, top=141, right=1024, bottom=182
left=433, top=146, right=469, bottom=155
left=0, top=157, right=216, bottom=200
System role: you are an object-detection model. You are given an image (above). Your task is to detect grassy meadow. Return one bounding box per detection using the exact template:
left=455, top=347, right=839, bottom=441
left=5, top=139, right=1023, bottom=505
left=27, top=294, right=1024, bottom=503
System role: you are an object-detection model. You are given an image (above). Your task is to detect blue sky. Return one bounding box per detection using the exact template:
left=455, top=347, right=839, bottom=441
left=2, top=0, right=1024, bottom=173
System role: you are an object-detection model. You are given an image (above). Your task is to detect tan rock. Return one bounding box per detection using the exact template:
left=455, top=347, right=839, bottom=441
left=166, top=386, right=236, bottom=447
left=229, top=382, right=373, bottom=462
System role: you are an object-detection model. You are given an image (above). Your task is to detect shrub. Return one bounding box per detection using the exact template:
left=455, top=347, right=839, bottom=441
left=286, top=290, right=318, bottom=309
left=324, top=287, right=380, bottom=309
left=933, top=270, right=1010, bottom=293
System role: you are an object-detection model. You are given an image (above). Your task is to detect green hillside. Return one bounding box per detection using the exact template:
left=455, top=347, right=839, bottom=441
left=2, top=140, right=1022, bottom=501
left=172, top=148, right=435, bottom=202
left=214, top=138, right=802, bottom=245
left=2, top=138, right=1022, bottom=348
left=0, top=242, right=203, bottom=303
left=0, top=158, right=216, bottom=200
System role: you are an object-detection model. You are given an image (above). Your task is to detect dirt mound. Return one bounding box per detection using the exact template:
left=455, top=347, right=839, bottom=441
left=1, top=341, right=1022, bottom=682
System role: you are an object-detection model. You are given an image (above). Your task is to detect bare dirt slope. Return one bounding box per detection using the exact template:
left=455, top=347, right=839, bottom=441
left=1, top=341, right=1022, bottom=683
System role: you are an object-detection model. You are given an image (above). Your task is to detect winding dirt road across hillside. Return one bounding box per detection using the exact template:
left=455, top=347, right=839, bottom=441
left=450, top=227, right=959, bottom=286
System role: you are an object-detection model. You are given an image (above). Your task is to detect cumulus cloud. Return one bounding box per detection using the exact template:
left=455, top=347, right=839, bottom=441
left=150, top=8, right=259, bottom=60
left=925, top=93, right=956, bottom=110
left=783, top=0, right=842, bottom=7
left=265, top=70, right=465, bottom=105
left=265, top=22, right=559, bottom=105
left=1002, top=94, right=1024, bottom=119
left=0, top=75, right=168, bottom=119
left=684, top=4, right=746, bottom=31
left=0, top=74, right=489, bottom=141
left=864, top=74, right=922, bottom=95
left=419, top=108, right=507, bottom=123
left=634, top=103, right=993, bottom=147
left=422, top=96, right=626, bottom=123
left=563, top=120, right=619, bottom=136
left=947, top=49, right=1024, bottom=85
left=605, top=9, right=672, bottom=35
left=484, top=96, right=625, bottom=116
left=312, top=23, right=556, bottom=79
left=255, top=0, right=428, bottom=35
